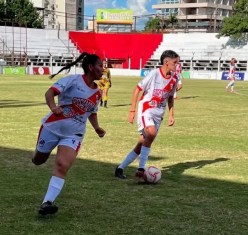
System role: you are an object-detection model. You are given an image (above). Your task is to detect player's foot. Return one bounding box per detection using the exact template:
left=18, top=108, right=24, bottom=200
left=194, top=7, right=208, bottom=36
left=38, top=201, right=58, bottom=215
left=135, top=168, right=145, bottom=178
left=135, top=168, right=145, bottom=183
left=115, top=167, right=126, bottom=179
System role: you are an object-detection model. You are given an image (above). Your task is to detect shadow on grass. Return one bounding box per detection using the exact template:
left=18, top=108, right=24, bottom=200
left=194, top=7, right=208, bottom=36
left=162, top=157, right=229, bottom=180
left=109, top=103, right=131, bottom=107
left=0, top=99, right=45, bottom=108
left=0, top=146, right=248, bottom=234
left=180, top=96, right=200, bottom=100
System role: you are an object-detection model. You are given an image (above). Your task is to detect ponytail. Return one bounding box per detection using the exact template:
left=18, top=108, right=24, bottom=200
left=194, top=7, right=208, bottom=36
left=49, top=52, right=89, bottom=79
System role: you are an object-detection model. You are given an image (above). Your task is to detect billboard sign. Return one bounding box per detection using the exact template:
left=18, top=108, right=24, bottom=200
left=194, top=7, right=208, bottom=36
left=96, top=9, right=133, bottom=24
left=140, top=69, right=151, bottom=77
left=33, top=67, right=50, bottom=75
left=221, top=72, right=245, bottom=81
left=3, top=67, right=26, bottom=75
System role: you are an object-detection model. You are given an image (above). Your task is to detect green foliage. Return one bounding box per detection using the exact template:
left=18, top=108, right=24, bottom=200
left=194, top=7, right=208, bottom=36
left=0, top=75, right=248, bottom=234
left=144, top=17, right=161, bottom=32
left=0, top=0, right=43, bottom=28
left=219, top=0, right=248, bottom=38
left=167, top=13, right=178, bottom=28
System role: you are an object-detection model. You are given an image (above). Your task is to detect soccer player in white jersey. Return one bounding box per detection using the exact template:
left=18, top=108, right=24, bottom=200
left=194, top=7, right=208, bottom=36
left=115, top=50, right=179, bottom=180
left=226, top=58, right=237, bottom=92
left=174, top=57, right=183, bottom=99
left=32, top=52, right=106, bottom=215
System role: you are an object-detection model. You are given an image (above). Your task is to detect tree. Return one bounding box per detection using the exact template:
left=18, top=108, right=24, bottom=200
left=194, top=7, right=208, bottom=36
left=167, top=13, right=178, bottom=29
left=144, top=17, right=161, bottom=32
left=218, top=0, right=248, bottom=38
left=0, top=0, right=43, bottom=28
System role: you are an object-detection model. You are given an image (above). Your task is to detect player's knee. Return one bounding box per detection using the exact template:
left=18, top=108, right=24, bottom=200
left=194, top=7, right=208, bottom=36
left=32, top=152, right=50, bottom=165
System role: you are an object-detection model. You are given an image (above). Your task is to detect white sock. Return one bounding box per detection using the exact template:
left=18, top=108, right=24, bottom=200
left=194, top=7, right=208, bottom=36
left=43, top=176, right=65, bottom=203
left=139, top=146, right=150, bottom=169
left=119, top=150, right=138, bottom=169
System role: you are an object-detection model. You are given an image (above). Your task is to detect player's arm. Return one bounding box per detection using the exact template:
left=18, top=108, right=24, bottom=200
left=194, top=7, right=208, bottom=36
left=45, top=88, right=63, bottom=115
left=167, top=95, right=175, bottom=126
left=88, top=113, right=106, bottom=137
left=128, top=86, right=142, bottom=124
left=176, top=82, right=183, bottom=91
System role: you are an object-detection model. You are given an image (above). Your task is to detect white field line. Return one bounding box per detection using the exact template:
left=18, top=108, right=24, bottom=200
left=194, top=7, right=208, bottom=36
left=0, top=112, right=248, bottom=132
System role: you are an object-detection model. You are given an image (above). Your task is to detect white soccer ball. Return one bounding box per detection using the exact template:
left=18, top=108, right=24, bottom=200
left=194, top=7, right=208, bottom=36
left=144, top=166, right=162, bottom=184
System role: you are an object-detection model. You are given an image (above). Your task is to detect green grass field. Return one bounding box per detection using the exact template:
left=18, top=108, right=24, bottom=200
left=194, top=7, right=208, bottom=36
left=0, top=75, right=248, bottom=235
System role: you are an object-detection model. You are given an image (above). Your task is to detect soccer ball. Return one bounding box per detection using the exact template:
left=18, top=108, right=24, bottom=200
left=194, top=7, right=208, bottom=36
left=144, top=166, right=162, bottom=184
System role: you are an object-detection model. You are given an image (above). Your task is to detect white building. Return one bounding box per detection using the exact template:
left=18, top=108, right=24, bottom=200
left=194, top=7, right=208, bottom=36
left=30, top=0, right=84, bottom=30
left=152, top=0, right=235, bottom=32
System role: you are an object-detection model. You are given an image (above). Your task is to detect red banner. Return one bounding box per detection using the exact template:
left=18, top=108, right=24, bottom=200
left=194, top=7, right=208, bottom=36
left=33, top=67, right=50, bottom=75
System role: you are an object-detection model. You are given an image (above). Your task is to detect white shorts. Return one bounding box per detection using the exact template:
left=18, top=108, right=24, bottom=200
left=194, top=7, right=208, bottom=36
left=36, top=126, right=83, bottom=153
left=137, top=115, right=162, bottom=135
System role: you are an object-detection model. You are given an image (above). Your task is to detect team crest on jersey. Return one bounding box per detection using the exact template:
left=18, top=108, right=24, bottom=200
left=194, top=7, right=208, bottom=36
left=63, top=106, right=76, bottom=117
left=38, top=138, right=45, bottom=147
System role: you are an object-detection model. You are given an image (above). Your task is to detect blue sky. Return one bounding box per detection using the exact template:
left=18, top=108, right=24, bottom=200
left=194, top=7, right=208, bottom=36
left=84, top=0, right=158, bottom=17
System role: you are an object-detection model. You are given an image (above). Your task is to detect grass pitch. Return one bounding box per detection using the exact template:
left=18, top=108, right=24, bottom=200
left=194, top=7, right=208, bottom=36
left=0, top=75, right=248, bottom=234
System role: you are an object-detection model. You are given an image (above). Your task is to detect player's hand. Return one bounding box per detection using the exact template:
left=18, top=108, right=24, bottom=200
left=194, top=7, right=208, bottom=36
left=51, top=106, right=63, bottom=115
left=95, top=127, right=106, bottom=138
left=128, top=111, right=136, bottom=124
left=168, top=117, right=175, bottom=126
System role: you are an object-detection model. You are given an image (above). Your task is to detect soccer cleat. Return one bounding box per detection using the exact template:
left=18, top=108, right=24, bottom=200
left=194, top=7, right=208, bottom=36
left=135, top=168, right=145, bottom=178
left=115, top=167, right=126, bottom=179
left=135, top=168, right=146, bottom=183
left=38, top=201, right=58, bottom=215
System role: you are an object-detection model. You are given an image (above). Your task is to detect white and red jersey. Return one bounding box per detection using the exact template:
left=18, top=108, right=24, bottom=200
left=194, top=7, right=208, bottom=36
left=175, top=63, right=182, bottom=76
left=175, top=63, right=182, bottom=85
left=228, top=65, right=236, bottom=80
left=42, top=74, right=102, bottom=137
left=137, top=68, right=178, bottom=122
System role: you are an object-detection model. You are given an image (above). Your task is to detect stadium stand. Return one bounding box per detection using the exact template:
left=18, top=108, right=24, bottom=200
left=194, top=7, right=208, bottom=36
left=0, top=27, right=247, bottom=75
left=145, top=33, right=248, bottom=72
left=69, top=32, right=163, bottom=69
left=0, top=26, right=79, bottom=67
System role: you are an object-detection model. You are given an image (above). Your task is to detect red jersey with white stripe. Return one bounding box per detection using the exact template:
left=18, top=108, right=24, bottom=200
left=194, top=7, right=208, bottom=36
left=229, top=65, right=236, bottom=80
left=137, top=68, right=178, bottom=121
left=42, top=74, right=102, bottom=137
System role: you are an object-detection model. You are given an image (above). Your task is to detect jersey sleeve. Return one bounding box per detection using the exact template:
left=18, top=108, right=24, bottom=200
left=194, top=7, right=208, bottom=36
left=51, top=75, right=75, bottom=94
left=137, top=69, right=155, bottom=91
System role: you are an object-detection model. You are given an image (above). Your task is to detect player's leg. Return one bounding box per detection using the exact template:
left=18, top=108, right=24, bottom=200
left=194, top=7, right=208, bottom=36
left=39, top=137, right=81, bottom=215
left=32, top=126, right=58, bottom=165
left=136, top=125, right=157, bottom=177
left=230, top=81, right=235, bottom=92
left=103, top=84, right=110, bottom=108
left=115, top=135, right=144, bottom=179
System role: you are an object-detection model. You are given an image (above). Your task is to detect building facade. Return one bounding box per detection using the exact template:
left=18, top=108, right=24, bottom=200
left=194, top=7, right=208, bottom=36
left=152, top=0, right=235, bottom=32
left=31, top=0, right=84, bottom=30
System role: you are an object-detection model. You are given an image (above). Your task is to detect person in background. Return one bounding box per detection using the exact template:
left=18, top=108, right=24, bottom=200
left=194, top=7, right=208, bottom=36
left=115, top=50, right=179, bottom=180
left=226, top=58, right=237, bottom=93
left=98, top=60, right=112, bottom=108
left=32, top=52, right=106, bottom=215
left=174, top=57, right=183, bottom=99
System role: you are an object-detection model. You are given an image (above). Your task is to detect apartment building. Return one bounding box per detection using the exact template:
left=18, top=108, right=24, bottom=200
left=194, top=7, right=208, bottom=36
left=31, top=0, right=84, bottom=30
left=152, top=0, right=235, bottom=31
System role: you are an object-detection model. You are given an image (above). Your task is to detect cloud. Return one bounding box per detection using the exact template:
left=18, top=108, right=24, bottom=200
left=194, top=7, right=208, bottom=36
left=127, top=0, right=150, bottom=16
left=85, top=0, right=109, bottom=7
left=111, top=0, right=117, bottom=8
